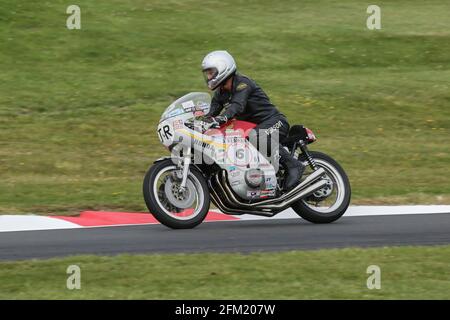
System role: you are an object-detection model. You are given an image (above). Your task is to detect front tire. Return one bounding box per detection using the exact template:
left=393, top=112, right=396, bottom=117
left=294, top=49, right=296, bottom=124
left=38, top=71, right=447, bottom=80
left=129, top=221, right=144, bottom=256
left=143, top=159, right=210, bottom=229
left=292, top=151, right=351, bottom=223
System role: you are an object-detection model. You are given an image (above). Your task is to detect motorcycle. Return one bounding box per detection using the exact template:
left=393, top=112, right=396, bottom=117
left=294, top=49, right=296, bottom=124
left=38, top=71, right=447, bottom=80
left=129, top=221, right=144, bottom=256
left=143, top=92, right=351, bottom=229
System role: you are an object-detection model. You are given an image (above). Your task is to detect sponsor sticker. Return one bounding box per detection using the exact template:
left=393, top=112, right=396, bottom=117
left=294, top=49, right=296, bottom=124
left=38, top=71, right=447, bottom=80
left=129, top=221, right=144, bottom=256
left=247, top=190, right=261, bottom=198
left=265, top=183, right=276, bottom=190
left=181, top=100, right=195, bottom=110
left=259, top=189, right=276, bottom=198
left=230, top=170, right=241, bottom=177
left=168, top=109, right=184, bottom=117
left=173, top=119, right=184, bottom=130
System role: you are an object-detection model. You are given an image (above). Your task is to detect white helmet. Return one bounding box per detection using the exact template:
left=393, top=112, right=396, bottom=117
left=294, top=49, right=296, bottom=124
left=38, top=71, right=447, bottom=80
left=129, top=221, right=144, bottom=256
left=201, top=50, right=237, bottom=90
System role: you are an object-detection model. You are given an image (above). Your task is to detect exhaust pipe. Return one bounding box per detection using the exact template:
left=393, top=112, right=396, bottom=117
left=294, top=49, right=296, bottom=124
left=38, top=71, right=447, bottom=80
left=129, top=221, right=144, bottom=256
left=209, top=182, right=274, bottom=217
left=210, top=174, right=328, bottom=215
left=217, top=168, right=327, bottom=211
left=222, top=167, right=325, bottom=207
left=257, top=179, right=328, bottom=210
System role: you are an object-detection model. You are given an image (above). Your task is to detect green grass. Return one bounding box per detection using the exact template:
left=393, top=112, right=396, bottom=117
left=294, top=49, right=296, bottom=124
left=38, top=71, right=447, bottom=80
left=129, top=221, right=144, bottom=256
left=0, top=245, right=449, bottom=299
left=1, top=0, right=450, bottom=214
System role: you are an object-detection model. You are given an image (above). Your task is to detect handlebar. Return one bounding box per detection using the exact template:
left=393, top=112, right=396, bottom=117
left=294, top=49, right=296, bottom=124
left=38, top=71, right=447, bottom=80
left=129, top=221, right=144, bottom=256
left=184, top=116, right=220, bottom=132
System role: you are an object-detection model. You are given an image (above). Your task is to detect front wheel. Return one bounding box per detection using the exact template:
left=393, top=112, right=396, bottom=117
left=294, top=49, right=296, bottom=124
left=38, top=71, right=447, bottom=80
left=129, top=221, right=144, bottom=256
left=143, top=159, right=210, bottom=229
left=292, top=151, right=351, bottom=223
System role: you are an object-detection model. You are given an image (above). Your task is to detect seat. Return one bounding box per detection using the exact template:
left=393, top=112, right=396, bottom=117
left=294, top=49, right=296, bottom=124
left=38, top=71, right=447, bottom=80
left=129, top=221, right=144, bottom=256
left=282, top=125, right=309, bottom=147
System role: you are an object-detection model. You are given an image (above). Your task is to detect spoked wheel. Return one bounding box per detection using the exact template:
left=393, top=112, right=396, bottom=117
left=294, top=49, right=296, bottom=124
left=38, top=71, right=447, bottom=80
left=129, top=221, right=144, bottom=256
left=143, top=159, right=210, bottom=229
left=292, top=151, right=351, bottom=223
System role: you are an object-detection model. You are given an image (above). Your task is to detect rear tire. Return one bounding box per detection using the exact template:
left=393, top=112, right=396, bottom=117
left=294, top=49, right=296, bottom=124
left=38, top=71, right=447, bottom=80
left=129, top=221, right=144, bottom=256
left=143, top=159, right=210, bottom=229
left=292, top=151, right=351, bottom=223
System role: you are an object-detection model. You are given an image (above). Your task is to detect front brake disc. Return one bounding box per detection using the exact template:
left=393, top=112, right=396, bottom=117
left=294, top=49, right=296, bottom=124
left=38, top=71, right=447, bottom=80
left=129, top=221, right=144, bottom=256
left=164, top=177, right=196, bottom=209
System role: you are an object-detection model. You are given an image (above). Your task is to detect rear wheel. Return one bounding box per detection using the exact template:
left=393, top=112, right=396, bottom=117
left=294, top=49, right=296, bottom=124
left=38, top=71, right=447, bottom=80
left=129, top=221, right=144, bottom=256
left=291, top=151, right=351, bottom=223
left=143, top=159, right=210, bottom=229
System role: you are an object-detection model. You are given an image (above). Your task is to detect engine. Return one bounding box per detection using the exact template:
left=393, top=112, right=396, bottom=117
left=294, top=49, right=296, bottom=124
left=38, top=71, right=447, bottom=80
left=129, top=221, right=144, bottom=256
left=245, top=168, right=264, bottom=188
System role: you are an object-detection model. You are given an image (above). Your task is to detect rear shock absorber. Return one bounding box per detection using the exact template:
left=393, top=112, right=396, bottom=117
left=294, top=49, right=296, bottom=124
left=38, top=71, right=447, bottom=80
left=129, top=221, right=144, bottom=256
left=298, top=140, right=318, bottom=170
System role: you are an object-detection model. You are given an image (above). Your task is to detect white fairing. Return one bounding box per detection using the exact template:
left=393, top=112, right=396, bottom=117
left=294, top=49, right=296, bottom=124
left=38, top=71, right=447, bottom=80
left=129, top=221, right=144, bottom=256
left=158, top=92, right=278, bottom=201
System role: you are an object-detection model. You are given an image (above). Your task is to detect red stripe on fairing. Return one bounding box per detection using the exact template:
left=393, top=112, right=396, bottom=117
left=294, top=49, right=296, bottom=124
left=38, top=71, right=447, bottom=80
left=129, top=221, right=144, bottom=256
left=51, top=210, right=239, bottom=227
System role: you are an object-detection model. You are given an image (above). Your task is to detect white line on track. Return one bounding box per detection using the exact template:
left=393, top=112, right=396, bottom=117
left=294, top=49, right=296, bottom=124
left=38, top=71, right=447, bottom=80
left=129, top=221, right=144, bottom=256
left=0, top=205, right=449, bottom=232
left=233, top=205, right=450, bottom=220
left=0, top=215, right=82, bottom=232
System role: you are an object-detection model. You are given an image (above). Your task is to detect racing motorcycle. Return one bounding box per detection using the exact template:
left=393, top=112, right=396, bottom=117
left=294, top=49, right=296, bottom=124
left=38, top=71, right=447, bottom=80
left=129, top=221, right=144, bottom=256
left=143, top=92, right=351, bottom=229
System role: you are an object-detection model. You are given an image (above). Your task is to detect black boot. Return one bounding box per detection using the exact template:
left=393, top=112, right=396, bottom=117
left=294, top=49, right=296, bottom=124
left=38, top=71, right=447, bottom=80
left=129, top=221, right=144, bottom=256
left=279, top=148, right=305, bottom=191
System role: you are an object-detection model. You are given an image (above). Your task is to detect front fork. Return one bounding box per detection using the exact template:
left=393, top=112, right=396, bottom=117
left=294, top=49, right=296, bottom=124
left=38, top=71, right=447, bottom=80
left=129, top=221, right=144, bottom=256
left=177, top=148, right=191, bottom=191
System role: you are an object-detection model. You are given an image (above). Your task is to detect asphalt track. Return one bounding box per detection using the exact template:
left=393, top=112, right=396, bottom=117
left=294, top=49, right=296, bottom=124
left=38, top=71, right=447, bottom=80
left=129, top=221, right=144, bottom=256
left=1, top=213, right=449, bottom=261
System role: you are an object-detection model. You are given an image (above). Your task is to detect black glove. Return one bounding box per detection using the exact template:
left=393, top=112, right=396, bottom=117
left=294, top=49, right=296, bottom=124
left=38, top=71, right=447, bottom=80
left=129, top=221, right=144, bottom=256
left=213, top=115, right=228, bottom=126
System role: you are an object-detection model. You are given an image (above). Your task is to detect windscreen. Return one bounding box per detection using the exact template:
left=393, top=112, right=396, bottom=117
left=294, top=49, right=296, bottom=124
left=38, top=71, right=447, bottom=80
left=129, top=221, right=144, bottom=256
left=160, top=92, right=211, bottom=122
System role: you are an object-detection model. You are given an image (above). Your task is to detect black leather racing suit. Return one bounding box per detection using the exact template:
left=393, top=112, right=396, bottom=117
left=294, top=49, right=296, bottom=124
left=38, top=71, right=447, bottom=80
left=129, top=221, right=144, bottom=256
left=208, top=73, right=302, bottom=188
left=209, top=73, right=285, bottom=123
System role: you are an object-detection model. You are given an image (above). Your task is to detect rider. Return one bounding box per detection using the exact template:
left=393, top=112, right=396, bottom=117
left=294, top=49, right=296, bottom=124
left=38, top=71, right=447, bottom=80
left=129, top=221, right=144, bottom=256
left=201, top=50, right=305, bottom=191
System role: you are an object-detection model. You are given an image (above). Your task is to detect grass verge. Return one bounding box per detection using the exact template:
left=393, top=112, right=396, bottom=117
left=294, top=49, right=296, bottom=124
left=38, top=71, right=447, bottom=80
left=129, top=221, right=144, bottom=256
left=1, top=0, right=449, bottom=214
left=1, top=245, right=449, bottom=299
